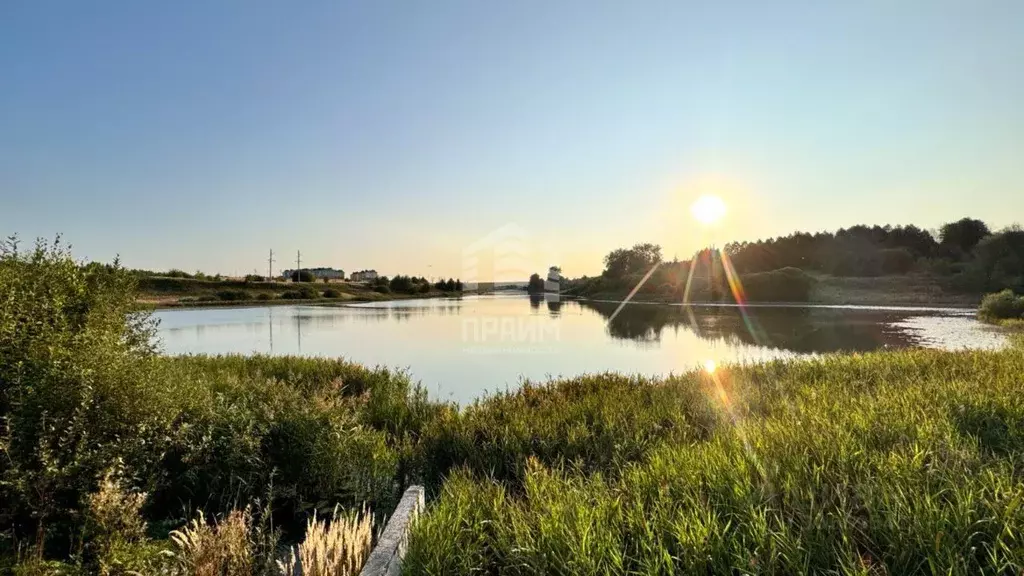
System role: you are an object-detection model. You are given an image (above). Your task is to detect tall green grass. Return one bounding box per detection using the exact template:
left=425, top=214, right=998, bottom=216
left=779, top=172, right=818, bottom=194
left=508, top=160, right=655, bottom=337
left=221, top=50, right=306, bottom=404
left=6, top=239, right=1024, bottom=573
left=405, top=349, right=1024, bottom=574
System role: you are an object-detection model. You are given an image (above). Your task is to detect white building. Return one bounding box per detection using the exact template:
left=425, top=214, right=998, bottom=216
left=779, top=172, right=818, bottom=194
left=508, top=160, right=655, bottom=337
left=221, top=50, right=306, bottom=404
left=350, top=269, right=379, bottom=282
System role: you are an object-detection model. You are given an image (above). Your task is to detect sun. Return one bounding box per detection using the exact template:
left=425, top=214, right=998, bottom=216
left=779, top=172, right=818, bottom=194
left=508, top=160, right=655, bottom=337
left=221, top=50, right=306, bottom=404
left=690, top=195, right=727, bottom=225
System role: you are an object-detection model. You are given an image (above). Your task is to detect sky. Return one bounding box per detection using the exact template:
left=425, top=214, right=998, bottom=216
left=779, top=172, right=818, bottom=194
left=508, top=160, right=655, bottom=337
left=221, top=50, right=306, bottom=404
left=2, top=1, right=1023, bottom=280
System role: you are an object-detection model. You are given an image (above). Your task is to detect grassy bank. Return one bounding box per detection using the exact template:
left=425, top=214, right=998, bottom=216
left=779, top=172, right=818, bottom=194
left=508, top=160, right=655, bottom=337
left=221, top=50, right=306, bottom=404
left=405, top=346, right=1024, bottom=574
left=135, top=276, right=458, bottom=309
left=810, top=272, right=980, bottom=307
left=5, top=240, right=1024, bottom=574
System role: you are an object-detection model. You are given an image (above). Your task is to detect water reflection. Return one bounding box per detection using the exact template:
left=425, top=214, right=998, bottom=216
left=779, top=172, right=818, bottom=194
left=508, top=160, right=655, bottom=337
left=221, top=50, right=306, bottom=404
left=307, top=297, right=998, bottom=357
left=581, top=300, right=928, bottom=352
left=529, top=294, right=542, bottom=311
left=155, top=296, right=1002, bottom=404
left=546, top=295, right=562, bottom=317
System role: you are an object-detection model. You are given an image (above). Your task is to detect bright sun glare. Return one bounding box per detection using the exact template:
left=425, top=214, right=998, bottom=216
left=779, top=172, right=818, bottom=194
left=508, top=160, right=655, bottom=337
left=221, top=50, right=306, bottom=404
left=690, top=195, right=727, bottom=225
left=703, top=359, right=717, bottom=374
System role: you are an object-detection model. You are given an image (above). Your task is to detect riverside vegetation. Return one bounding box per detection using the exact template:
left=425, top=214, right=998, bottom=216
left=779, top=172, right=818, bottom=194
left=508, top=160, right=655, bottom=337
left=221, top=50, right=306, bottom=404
left=3, top=237, right=1024, bottom=574
left=565, top=218, right=1024, bottom=306
left=134, top=273, right=463, bottom=308
left=405, top=343, right=1024, bottom=574
left=0, top=239, right=444, bottom=574
left=979, top=289, right=1024, bottom=328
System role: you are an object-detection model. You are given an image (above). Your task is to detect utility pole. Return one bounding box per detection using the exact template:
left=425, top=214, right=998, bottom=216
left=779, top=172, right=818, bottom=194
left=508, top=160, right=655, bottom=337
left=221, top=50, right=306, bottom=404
left=296, top=250, right=302, bottom=282
left=267, top=249, right=275, bottom=281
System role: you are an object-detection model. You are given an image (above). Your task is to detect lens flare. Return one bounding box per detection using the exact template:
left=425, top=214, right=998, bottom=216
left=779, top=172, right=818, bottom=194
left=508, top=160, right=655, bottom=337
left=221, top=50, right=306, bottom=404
left=719, top=249, right=767, bottom=346
left=703, top=354, right=765, bottom=479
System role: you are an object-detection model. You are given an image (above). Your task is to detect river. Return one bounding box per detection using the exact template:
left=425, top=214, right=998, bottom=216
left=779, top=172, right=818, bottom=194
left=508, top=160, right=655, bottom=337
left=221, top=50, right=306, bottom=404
left=154, top=294, right=1006, bottom=403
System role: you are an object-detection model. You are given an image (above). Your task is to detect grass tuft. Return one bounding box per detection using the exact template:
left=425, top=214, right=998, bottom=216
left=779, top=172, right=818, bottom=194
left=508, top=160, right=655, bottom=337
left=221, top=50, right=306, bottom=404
left=278, top=505, right=374, bottom=576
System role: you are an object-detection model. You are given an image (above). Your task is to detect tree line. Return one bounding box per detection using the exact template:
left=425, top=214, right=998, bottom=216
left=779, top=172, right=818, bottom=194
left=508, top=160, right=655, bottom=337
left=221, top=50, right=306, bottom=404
left=590, top=217, right=1023, bottom=295
left=367, top=274, right=463, bottom=295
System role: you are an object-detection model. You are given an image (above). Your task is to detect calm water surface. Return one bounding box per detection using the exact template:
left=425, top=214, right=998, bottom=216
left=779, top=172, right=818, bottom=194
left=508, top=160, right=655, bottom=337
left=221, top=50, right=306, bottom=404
left=154, top=295, right=1005, bottom=403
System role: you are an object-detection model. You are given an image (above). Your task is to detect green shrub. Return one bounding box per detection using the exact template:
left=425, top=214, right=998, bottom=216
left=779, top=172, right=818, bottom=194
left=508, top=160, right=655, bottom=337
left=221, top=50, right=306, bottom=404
left=141, top=356, right=439, bottom=537
left=739, top=267, right=815, bottom=302
left=196, top=294, right=219, bottom=302
left=323, top=288, right=341, bottom=298
left=979, top=289, right=1024, bottom=321
left=0, top=237, right=179, bottom=560
left=280, top=287, right=319, bottom=300
left=290, top=270, right=314, bottom=283
left=216, top=289, right=250, bottom=301
left=150, top=372, right=401, bottom=531
left=136, top=276, right=258, bottom=294
left=255, top=292, right=273, bottom=301
left=373, top=285, right=391, bottom=294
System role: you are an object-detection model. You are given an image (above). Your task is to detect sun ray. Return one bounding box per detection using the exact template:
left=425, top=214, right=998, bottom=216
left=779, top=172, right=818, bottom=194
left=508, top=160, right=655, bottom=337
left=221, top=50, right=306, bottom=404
left=604, top=262, right=662, bottom=324
left=719, top=249, right=768, bottom=346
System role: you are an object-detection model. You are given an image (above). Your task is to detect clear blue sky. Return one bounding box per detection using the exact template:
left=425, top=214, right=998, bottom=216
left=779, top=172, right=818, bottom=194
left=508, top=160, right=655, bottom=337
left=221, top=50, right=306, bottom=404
left=2, top=1, right=1022, bottom=278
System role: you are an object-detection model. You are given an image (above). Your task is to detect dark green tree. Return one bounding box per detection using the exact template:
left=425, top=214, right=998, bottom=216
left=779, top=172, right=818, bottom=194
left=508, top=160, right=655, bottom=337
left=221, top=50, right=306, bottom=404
left=602, top=243, right=662, bottom=278
left=940, top=218, right=991, bottom=254
left=527, top=273, right=545, bottom=293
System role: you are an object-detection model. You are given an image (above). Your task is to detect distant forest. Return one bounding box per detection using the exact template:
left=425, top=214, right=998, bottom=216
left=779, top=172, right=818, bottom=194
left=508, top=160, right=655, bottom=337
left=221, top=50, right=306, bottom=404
left=568, top=218, right=1024, bottom=302
left=721, top=217, right=1021, bottom=293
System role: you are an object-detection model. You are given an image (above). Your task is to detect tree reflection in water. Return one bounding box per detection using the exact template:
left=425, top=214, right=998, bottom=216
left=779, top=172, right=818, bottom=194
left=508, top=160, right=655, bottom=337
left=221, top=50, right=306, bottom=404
left=577, top=300, right=913, bottom=353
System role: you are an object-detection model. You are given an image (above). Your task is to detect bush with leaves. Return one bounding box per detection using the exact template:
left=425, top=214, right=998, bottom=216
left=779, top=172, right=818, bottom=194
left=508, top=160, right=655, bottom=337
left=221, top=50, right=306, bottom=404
left=0, top=237, right=181, bottom=561
left=216, top=289, right=250, bottom=301
left=280, top=287, right=319, bottom=300
left=290, top=270, right=315, bottom=283
left=978, top=289, right=1024, bottom=322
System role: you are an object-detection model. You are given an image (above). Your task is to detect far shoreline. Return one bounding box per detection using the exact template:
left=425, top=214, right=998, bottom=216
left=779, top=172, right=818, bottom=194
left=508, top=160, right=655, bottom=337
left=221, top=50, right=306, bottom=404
left=138, top=290, right=459, bottom=311
left=145, top=291, right=981, bottom=314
